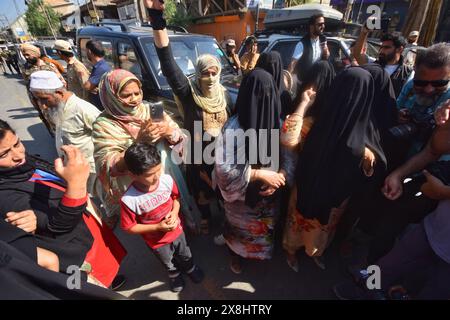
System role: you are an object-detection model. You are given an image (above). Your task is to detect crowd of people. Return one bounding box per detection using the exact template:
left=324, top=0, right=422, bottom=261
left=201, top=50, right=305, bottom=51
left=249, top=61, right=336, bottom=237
left=0, top=0, right=449, bottom=300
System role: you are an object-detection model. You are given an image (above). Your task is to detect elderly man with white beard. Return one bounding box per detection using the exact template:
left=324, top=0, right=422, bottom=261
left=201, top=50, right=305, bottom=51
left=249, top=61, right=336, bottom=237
left=29, top=70, right=102, bottom=198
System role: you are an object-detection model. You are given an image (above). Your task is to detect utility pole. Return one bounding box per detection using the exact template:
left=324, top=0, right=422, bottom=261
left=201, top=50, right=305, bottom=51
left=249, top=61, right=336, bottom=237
left=255, top=1, right=260, bottom=32
left=356, top=0, right=365, bottom=24
left=38, top=0, right=57, bottom=39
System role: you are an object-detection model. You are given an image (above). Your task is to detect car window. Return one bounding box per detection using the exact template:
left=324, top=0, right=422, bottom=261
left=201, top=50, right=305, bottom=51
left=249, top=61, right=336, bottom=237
left=79, top=38, right=93, bottom=70
left=270, top=40, right=299, bottom=69
left=45, top=46, right=60, bottom=60
left=366, top=42, right=380, bottom=59
left=257, top=41, right=269, bottom=55
left=99, top=40, right=114, bottom=69
left=118, top=41, right=142, bottom=79
left=141, top=37, right=233, bottom=89
left=79, top=38, right=114, bottom=71
left=327, top=41, right=350, bottom=73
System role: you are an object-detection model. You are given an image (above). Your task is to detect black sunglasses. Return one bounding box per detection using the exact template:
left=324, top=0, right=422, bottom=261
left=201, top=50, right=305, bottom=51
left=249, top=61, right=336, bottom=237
left=413, top=79, right=450, bottom=87
left=316, top=23, right=325, bottom=27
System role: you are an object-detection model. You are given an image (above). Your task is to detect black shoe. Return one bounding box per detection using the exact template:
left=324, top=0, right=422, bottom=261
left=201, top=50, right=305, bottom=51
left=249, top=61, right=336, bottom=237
left=187, top=265, right=204, bottom=284
left=110, top=274, right=126, bottom=291
left=388, top=286, right=410, bottom=300
left=333, top=280, right=386, bottom=300
left=169, top=274, right=185, bottom=292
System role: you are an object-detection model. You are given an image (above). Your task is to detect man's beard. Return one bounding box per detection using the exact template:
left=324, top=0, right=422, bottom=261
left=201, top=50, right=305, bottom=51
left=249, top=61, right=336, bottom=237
left=26, top=57, right=38, bottom=65
left=415, top=93, right=438, bottom=107
left=47, top=101, right=65, bottom=128
left=378, top=52, right=396, bottom=65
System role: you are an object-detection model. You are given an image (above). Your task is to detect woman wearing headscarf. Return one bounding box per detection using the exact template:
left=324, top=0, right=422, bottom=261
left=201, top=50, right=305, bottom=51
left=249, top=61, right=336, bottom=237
left=215, top=68, right=288, bottom=273
left=280, top=61, right=336, bottom=271
left=336, top=65, right=414, bottom=261
left=291, top=67, right=386, bottom=270
left=361, top=63, right=401, bottom=171
left=0, top=120, right=126, bottom=287
left=255, top=51, right=295, bottom=120
left=92, top=69, right=200, bottom=231
left=147, top=2, right=233, bottom=234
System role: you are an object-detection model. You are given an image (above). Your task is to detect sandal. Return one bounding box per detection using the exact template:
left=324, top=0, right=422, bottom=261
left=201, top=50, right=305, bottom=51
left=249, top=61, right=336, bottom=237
left=286, top=253, right=299, bottom=273
left=313, top=256, right=326, bottom=270
left=230, top=256, right=242, bottom=274
left=200, top=219, right=210, bottom=235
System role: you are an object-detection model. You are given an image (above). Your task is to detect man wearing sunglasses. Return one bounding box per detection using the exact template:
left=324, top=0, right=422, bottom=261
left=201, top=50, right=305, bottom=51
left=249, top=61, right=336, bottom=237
left=395, top=43, right=450, bottom=160
left=289, top=14, right=330, bottom=81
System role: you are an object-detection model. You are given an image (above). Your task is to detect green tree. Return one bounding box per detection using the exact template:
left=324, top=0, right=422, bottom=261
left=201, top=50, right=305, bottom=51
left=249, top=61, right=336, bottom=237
left=164, top=0, right=192, bottom=29
left=25, top=0, right=61, bottom=37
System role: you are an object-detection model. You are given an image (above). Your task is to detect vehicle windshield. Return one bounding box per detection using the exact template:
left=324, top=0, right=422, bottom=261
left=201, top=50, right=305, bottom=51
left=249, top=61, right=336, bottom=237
left=45, top=46, right=60, bottom=60
left=140, top=36, right=235, bottom=89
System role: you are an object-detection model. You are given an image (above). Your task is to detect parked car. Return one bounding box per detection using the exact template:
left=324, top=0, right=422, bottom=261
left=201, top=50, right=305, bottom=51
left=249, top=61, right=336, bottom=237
left=238, top=31, right=380, bottom=75
left=76, top=22, right=239, bottom=124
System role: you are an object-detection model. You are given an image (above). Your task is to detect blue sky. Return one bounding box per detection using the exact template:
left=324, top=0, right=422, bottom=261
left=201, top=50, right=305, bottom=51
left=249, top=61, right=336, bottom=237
left=0, top=0, right=27, bottom=26
left=0, top=1, right=88, bottom=27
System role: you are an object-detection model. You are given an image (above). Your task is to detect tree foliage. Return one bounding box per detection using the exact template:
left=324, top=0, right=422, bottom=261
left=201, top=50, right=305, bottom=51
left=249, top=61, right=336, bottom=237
left=25, top=0, right=61, bottom=37
left=164, top=0, right=193, bottom=28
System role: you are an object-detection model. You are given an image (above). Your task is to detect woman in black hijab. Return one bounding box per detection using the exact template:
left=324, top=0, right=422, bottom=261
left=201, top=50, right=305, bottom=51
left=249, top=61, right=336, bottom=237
left=361, top=64, right=398, bottom=133
left=292, top=67, right=386, bottom=269
left=215, top=68, right=286, bottom=273
left=0, top=120, right=126, bottom=287
left=361, top=63, right=404, bottom=172
left=281, top=60, right=336, bottom=271
left=255, top=51, right=295, bottom=119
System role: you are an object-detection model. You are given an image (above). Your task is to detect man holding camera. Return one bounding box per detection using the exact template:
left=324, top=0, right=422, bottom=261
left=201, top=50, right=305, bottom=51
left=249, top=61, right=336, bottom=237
left=395, top=43, right=450, bottom=161
left=334, top=97, right=450, bottom=300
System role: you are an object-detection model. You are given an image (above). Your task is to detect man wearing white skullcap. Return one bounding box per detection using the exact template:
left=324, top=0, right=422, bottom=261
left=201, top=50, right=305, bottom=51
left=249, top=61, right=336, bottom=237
left=30, top=70, right=103, bottom=200
left=20, top=43, right=66, bottom=136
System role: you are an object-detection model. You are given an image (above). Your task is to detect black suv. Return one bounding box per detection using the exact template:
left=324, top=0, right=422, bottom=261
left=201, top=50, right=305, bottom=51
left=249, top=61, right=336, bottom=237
left=76, top=22, right=239, bottom=123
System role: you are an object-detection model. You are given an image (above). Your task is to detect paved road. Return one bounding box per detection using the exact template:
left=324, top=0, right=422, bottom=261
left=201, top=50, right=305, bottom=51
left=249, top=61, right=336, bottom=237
left=0, top=73, right=348, bottom=300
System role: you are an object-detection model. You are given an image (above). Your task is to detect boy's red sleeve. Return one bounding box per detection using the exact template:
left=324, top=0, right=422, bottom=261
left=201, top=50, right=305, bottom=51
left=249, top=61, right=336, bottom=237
left=171, top=180, right=180, bottom=200
left=120, top=200, right=137, bottom=231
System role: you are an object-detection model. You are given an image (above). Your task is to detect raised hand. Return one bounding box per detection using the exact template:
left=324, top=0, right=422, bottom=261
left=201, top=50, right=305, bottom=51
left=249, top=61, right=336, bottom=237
left=143, top=0, right=165, bottom=10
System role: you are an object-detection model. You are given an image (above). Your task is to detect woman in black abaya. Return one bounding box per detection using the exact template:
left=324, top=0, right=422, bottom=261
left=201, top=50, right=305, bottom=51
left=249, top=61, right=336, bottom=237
left=292, top=67, right=387, bottom=269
